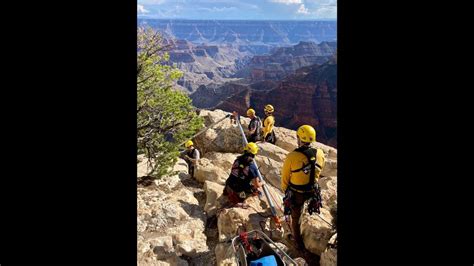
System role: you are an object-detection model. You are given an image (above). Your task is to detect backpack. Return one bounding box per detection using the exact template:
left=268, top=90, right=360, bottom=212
left=249, top=116, right=262, bottom=139
left=289, top=146, right=321, bottom=192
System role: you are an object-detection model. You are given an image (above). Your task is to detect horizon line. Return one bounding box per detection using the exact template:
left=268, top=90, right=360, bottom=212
left=137, top=17, right=337, bottom=21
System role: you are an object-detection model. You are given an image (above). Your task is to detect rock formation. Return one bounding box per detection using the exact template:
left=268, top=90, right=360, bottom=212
left=138, top=19, right=337, bottom=47
left=162, top=39, right=252, bottom=93
left=137, top=109, right=337, bottom=265
left=213, top=59, right=337, bottom=146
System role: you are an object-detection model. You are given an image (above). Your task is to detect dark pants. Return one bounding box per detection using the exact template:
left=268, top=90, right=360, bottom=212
left=290, top=191, right=313, bottom=250
left=264, top=131, right=276, bottom=144
left=186, top=161, right=195, bottom=179
left=223, top=185, right=245, bottom=205
left=247, top=134, right=260, bottom=143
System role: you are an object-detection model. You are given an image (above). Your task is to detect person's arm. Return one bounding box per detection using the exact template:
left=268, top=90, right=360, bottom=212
left=248, top=126, right=256, bottom=135
left=281, top=153, right=292, bottom=192
left=249, top=163, right=263, bottom=189
left=314, top=149, right=325, bottom=183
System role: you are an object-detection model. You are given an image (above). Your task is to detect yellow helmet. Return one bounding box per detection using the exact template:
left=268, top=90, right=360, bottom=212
left=247, top=108, right=255, bottom=116
left=185, top=140, right=194, bottom=148
left=297, top=125, right=316, bottom=143
left=264, top=104, right=274, bottom=113
left=244, top=142, right=259, bottom=155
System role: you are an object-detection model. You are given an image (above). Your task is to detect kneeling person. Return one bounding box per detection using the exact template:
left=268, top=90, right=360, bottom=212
left=223, top=142, right=262, bottom=205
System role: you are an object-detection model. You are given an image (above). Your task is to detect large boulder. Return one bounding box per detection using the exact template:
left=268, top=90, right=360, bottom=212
left=203, top=152, right=240, bottom=170
left=319, top=176, right=337, bottom=216
left=149, top=236, right=175, bottom=259
left=300, top=207, right=334, bottom=256
left=203, top=181, right=226, bottom=217
left=320, top=233, right=337, bottom=266
left=215, top=242, right=238, bottom=266
left=257, top=142, right=289, bottom=163
left=217, top=196, right=270, bottom=242
left=255, top=156, right=283, bottom=192
left=138, top=160, right=209, bottom=263
left=194, top=110, right=250, bottom=154
left=274, top=126, right=298, bottom=152
left=322, top=158, right=337, bottom=177
left=195, top=158, right=229, bottom=185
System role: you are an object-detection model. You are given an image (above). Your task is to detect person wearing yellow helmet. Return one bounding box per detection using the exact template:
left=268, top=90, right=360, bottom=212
left=180, top=140, right=200, bottom=179
left=281, top=125, right=325, bottom=251
left=246, top=108, right=262, bottom=143
left=262, top=104, right=276, bottom=144
left=223, top=142, right=263, bottom=205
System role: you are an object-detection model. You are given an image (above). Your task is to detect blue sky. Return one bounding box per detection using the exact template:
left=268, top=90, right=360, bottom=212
left=137, top=0, right=337, bottom=20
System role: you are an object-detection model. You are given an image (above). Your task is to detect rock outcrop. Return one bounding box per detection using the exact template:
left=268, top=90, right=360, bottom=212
left=137, top=160, right=209, bottom=265
left=138, top=109, right=337, bottom=265
left=161, top=39, right=252, bottom=93
left=320, top=233, right=337, bottom=266
left=211, top=60, right=337, bottom=147
left=235, top=41, right=336, bottom=81
left=138, top=19, right=337, bottom=48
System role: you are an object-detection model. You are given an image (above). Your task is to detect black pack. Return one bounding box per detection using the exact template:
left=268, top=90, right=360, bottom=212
left=289, top=146, right=320, bottom=192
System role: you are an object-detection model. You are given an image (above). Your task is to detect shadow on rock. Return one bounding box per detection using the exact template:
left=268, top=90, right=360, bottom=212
left=178, top=200, right=206, bottom=221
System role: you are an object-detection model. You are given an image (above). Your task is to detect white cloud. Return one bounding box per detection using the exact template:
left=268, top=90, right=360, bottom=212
left=314, top=5, right=337, bottom=18
left=297, top=4, right=310, bottom=14
left=269, top=0, right=302, bottom=5
left=137, top=0, right=166, bottom=5
left=305, top=0, right=336, bottom=4
left=137, top=4, right=149, bottom=14
left=198, top=6, right=237, bottom=12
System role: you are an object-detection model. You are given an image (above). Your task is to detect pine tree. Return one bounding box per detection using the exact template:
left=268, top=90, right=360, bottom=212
left=137, top=27, right=203, bottom=178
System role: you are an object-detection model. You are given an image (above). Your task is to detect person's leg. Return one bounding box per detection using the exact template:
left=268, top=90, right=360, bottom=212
left=189, top=165, right=195, bottom=179
left=290, top=192, right=306, bottom=250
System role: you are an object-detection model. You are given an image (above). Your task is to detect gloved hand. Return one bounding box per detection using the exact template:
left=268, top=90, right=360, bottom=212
left=308, top=197, right=322, bottom=215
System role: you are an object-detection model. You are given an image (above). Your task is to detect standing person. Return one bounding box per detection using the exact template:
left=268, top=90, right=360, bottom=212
left=262, top=104, right=276, bottom=144
left=181, top=140, right=200, bottom=179
left=246, top=108, right=262, bottom=143
left=281, top=125, right=325, bottom=251
left=223, top=142, right=263, bottom=206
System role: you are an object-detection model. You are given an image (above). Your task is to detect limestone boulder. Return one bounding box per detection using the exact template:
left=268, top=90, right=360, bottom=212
left=322, top=158, right=337, bottom=177
left=149, top=236, right=175, bottom=259
left=215, top=242, right=238, bottom=266
left=194, top=109, right=250, bottom=154
left=300, top=207, right=334, bottom=256
left=204, top=152, right=240, bottom=171
left=255, top=156, right=283, bottom=192
left=320, top=233, right=337, bottom=266
left=217, top=196, right=270, bottom=242
left=274, top=126, right=298, bottom=152
left=195, top=158, right=229, bottom=185
left=319, top=176, right=337, bottom=216
left=203, top=181, right=226, bottom=217
left=257, top=142, right=289, bottom=163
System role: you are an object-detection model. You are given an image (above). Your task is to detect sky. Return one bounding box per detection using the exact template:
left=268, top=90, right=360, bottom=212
left=137, top=0, right=337, bottom=20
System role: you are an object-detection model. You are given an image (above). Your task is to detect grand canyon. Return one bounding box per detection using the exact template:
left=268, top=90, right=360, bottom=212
left=138, top=19, right=337, bottom=146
